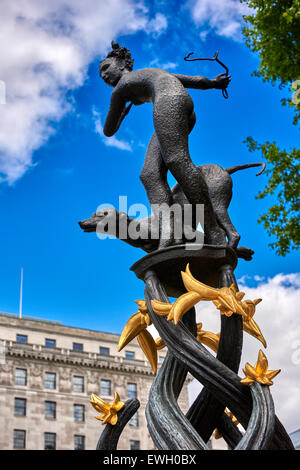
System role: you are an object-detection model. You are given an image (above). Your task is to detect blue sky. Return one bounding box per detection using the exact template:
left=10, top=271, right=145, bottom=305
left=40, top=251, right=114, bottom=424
left=0, top=0, right=299, bottom=335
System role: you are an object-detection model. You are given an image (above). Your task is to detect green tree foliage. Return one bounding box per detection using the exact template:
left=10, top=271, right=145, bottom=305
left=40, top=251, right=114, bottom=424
left=244, top=137, right=300, bottom=256
left=242, top=0, right=300, bottom=123
left=241, top=0, right=300, bottom=256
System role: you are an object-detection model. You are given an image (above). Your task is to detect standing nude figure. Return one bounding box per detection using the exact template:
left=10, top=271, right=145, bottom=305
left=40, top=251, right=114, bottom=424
left=99, top=41, right=231, bottom=248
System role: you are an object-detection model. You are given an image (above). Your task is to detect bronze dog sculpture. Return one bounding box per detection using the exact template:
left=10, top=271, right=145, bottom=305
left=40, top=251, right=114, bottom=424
left=79, top=162, right=265, bottom=261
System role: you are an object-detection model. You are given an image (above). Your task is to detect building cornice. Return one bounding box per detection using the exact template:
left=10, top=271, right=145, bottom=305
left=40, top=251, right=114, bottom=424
left=5, top=342, right=154, bottom=376
left=0, top=313, right=124, bottom=343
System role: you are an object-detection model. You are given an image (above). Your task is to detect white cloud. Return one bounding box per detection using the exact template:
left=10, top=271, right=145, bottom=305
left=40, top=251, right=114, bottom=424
left=188, top=272, right=300, bottom=435
left=145, top=12, right=168, bottom=37
left=188, top=0, right=251, bottom=40
left=93, top=108, right=132, bottom=152
left=149, top=57, right=178, bottom=70
left=0, top=0, right=164, bottom=184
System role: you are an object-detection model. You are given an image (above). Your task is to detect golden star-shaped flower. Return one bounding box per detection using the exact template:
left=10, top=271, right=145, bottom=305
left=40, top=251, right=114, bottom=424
left=90, top=392, right=125, bottom=425
left=241, top=350, right=280, bottom=386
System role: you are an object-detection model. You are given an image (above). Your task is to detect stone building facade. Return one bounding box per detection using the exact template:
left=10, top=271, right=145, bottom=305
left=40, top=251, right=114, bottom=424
left=0, top=312, right=190, bottom=450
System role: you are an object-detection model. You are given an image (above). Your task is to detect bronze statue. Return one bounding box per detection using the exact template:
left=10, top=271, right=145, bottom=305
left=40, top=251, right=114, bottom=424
left=98, top=41, right=231, bottom=248
left=79, top=41, right=294, bottom=452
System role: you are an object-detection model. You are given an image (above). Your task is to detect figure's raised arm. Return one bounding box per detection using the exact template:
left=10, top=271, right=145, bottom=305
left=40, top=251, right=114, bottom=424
left=103, top=89, right=131, bottom=137
left=173, top=73, right=231, bottom=91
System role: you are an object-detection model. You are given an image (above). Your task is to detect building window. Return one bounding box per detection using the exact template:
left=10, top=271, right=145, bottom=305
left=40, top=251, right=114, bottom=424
left=45, top=372, right=56, bottom=390
left=45, top=338, right=56, bottom=348
left=44, top=432, right=56, bottom=450
left=100, top=379, right=111, bottom=396
left=73, top=342, right=83, bottom=352
left=129, top=412, right=139, bottom=427
left=130, top=440, right=140, bottom=450
left=125, top=351, right=135, bottom=359
left=45, top=401, right=56, bottom=420
left=15, top=368, right=27, bottom=386
left=127, top=382, right=137, bottom=398
left=14, top=398, right=26, bottom=416
left=74, top=435, right=85, bottom=450
left=13, top=429, right=26, bottom=449
left=74, top=404, right=85, bottom=422
left=158, top=355, right=165, bottom=363
left=73, top=375, right=84, bottom=393
left=16, top=334, right=28, bottom=344
left=99, top=346, right=110, bottom=356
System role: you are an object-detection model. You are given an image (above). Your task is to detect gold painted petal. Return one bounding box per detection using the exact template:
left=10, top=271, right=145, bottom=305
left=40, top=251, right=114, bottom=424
left=256, top=349, right=268, bottom=375
left=137, top=329, right=158, bottom=375
left=101, top=413, right=111, bottom=425
left=218, top=289, right=243, bottom=316
left=109, top=414, right=118, bottom=426
left=226, top=410, right=239, bottom=427
left=112, top=392, right=125, bottom=412
left=90, top=393, right=110, bottom=413
left=240, top=377, right=255, bottom=386
left=229, top=284, right=237, bottom=293
left=256, top=376, right=273, bottom=386
left=112, top=392, right=120, bottom=404
left=155, top=337, right=166, bottom=350
left=151, top=299, right=172, bottom=316
left=182, top=265, right=218, bottom=299
left=113, top=403, right=125, bottom=412
left=253, top=298, right=262, bottom=306
left=219, top=291, right=248, bottom=317
left=212, top=299, right=232, bottom=316
left=266, top=369, right=281, bottom=381
left=135, top=299, right=148, bottom=314
left=118, top=312, right=147, bottom=352
left=244, top=363, right=259, bottom=381
left=242, top=301, right=254, bottom=319
left=171, top=291, right=202, bottom=324
left=197, top=330, right=220, bottom=353
left=233, top=299, right=249, bottom=317
left=236, top=291, right=245, bottom=301
left=243, top=317, right=267, bottom=348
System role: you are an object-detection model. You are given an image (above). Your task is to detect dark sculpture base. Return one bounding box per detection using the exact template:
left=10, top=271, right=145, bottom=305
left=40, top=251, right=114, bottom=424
left=130, top=244, right=237, bottom=297
left=129, top=245, right=294, bottom=450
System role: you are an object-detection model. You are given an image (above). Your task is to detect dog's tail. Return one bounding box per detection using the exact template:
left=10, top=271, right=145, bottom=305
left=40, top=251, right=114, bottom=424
left=225, top=162, right=266, bottom=176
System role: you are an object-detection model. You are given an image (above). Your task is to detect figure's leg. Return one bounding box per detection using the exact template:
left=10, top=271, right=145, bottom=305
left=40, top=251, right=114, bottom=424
left=140, top=132, right=171, bottom=206
left=153, top=94, right=222, bottom=245
left=140, top=132, right=184, bottom=247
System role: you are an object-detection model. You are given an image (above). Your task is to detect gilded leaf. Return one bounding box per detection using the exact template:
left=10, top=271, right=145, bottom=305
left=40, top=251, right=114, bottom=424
left=243, top=317, right=267, bottom=348
left=155, top=337, right=166, bottom=350
left=137, top=329, right=158, bottom=374
left=197, top=323, right=220, bottom=353
left=151, top=299, right=172, bottom=316
left=182, top=265, right=218, bottom=299
left=135, top=299, right=148, bottom=314
left=171, top=291, right=202, bottom=324
left=118, top=312, right=147, bottom=352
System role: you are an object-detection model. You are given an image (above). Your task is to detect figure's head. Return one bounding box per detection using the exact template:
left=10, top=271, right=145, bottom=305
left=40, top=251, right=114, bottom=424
left=99, top=41, right=134, bottom=87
